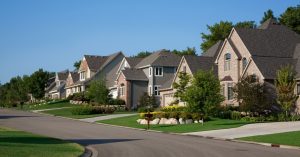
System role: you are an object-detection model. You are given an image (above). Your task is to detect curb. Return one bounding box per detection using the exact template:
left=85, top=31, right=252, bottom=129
left=80, top=146, right=98, bottom=157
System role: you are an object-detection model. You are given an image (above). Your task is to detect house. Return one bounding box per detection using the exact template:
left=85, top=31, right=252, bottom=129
left=214, top=18, right=300, bottom=112
left=110, top=57, right=144, bottom=99
left=160, top=41, right=223, bottom=106
left=65, top=52, right=125, bottom=96
left=45, top=70, right=69, bottom=99
left=65, top=71, right=79, bottom=98
left=115, top=50, right=181, bottom=109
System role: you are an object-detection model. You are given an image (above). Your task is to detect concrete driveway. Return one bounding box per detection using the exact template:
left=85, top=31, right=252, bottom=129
left=185, top=121, right=300, bottom=139
left=0, top=109, right=299, bottom=157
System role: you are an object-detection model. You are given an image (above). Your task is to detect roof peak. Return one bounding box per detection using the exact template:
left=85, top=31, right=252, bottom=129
left=258, top=18, right=280, bottom=29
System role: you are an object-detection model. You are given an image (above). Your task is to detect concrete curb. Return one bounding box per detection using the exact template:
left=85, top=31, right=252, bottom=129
left=80, top=146, right=98, bottom=157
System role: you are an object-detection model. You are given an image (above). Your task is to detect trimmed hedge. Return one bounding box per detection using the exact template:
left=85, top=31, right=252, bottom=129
left=71, top=105, right=115, bottom=115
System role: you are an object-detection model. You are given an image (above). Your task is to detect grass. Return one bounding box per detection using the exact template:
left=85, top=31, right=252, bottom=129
left=98, top=115, right=252, bottom=133
left=239, top=131, right=300, bottom=147
left=18, top=101, right=74, bottom=111
left=42, top=106, right=137, bottom=119
left=0, top=126, right=84, bottom=157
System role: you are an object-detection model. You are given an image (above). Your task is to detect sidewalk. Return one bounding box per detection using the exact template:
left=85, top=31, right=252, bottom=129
left=79, top=113, right=137, bottom=123
left=184, top=121, right=300, bottom=139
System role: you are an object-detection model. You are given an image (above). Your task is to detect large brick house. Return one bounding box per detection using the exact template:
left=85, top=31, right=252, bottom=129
left=215, top=18, right=300, bottom=112
left=115, top=50, right=181, bottom=109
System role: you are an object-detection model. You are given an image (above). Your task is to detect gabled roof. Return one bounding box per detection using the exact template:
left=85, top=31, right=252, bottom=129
left=125, top=57, right=143, bottom=67
left=121, top=68, right=148, bottom=81
left=221, top=76, right=233, bottom=81
left=84, top=55, right=108, bottom=72
left=202, top=40, right=223, bottom=59
left=57, top=70, right=69, bottom=81
left=235, top=22, right=300, bottom=58
left=184, top=55, right=217, bottom=75
left=258, top=18, right=280, bottom=30
left=135, top=50, right=181, bottom=68
left=70, top=71, right=79, bottom=83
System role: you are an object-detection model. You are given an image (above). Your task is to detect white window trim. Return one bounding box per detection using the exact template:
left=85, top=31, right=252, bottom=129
left=149, top=67, right=152, bottom=77
left=80, top=71, right=86, bottom=81
left=149, top=85, right=152, bottom=96
left=155, top=67, right=163, bottom=76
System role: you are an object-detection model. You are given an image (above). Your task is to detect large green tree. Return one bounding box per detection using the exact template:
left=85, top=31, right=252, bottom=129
left=200, top=21, right=256, bottom=52
left=73, top=60, right=81, bottom=70
left=28, top=69, right=51, bottom=99
left=184, top=70, right=224, bottom=114
left=173, top=71, right=191, bottom=101
left=279, top=5, right=300, bottom=34
left=233, top=75, right=271, bottom=114
left=86, top=79, right=111, bottom=105
left=260, top=9, right=276, bottom=24
left=275, top=65, right=298, bottom=118
left=171, top=47, right=197, bottom=56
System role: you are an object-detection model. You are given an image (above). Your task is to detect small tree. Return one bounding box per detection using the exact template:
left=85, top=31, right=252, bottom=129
left=86, top=79, right=111, bottom=105
left=184, top=70, right=224, bottom=114
left=233, top=75, right=271, bottom=114
left=139, top=92, right=157, bottom=109
left=173, top=71, right=191, bottom=102
left=73, top=60, right=81, bottom=70
left=275, top=65, right=298, bottom=118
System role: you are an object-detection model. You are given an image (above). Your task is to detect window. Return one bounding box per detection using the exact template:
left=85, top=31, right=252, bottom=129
left=224, top=53, right=231, bottom=71
left=297, top=84, right=300, bottom=95
left=119, top=84, right=125, bottom=96
left=227, top=83, right=233, bottom=100
left=149, top=67, right=152, bottom=77
left=149, top=86, right=152, bottom=95
left=242, top=58, right=247, bottom=70
left=183, top=66, right=186, bottom=73
left=80, top=71, right=86, bottom=81
left=221, top=84, right=225, bottom=96
left=154, top=85, right=160, bottom=96
left=155, top=67, right=163, bottom=76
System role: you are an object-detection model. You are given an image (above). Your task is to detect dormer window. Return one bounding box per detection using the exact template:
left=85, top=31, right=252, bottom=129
left=155, top=67, right=163, bottom=76
left=242, top=57, right=248, bottom=70
left=224, top=53, right=231, bottom=71
left=80, top=71, right=86, bottom=81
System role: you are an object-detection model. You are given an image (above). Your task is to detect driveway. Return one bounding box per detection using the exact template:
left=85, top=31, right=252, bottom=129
left=185, top=121, right=300, bottom=139
left=0, top=109, right=299, bottom=157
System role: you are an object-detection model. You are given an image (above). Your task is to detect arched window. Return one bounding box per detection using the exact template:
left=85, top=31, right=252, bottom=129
left=242, top=58, right=247, bottom=70
left=224, top=53, right=231, bottom=71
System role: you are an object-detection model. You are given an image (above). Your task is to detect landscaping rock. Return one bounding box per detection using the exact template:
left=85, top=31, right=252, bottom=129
left=186, top=119, right=193, bottom=124
left=169, top=118, right=179, bottom=125
left=137, top=119, right=142, bottom=124
left=159, top=118, right=168, bottom=124
left=179, top=118, right=185, bottom=124
left=140, top=119, right=148, bottom=125
left=150, top=118, right=160, bottom=125
left=194, top=120, right=199, bottom=123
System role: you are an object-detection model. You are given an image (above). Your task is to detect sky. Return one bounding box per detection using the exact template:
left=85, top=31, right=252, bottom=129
left=0, top=0, right=299, bottom=83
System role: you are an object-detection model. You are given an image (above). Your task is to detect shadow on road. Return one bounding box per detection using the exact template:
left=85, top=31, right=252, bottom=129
left=0, top=115, right=38, bottom=119
left=70, top=138, right=142, bottom=145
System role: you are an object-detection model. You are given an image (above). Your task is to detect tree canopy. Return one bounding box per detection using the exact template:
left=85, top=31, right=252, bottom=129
left=200, top=21, right=256, bottom=52
left=279, top=5, right=300, bottom=34
left=73, top=60, right=81, bottom=70
left=133, top=51, right=152, bottom=58
left=86, top=79, right=111, bottom=105
left=260, top=9, right=276, bottom=24
left=171, top=47, right=197, bottom=56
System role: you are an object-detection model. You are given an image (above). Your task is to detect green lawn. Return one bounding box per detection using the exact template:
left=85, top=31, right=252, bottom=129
left=42, top=106, right=136, bottom=119
left=239, top=131, right=300, bottom=147
left=0, top=127, right=84, bottom=157
left=19, top=101, right=74, bottom=111
left=98, top=115, right=252, bottom=133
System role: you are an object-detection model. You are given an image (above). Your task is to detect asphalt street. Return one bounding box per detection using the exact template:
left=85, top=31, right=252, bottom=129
left=0, top=109, right=299, bottom=157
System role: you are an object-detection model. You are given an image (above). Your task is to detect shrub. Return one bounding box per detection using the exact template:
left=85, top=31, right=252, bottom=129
left=191, top=113, right=202, bottom=121
left=169, top=112, right=180, bottom=119
left=109, top=98, right=125, bottom=106
left=72, top=92, right=89, bottom=101
left=218, top=110, right=232, bottom=119
left=179, top=112, right=192, bottom=120
left=137, top=106, right=154, bottom=113
left=230, top=111, right=241, bottom=120
left=160, top=106, right=187, bottom=112
left=71, top=106, right=93, bottom=115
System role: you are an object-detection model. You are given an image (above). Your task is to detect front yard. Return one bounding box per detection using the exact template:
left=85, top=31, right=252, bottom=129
left=0, top=127, right=84, bottom=157
left=98, top=115, right=252, bottom=133
left=239, top=131, right=300, bottom=147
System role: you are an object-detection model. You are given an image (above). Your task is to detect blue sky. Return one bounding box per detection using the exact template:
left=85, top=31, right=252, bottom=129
left=0, top=0, right=299, bottom=83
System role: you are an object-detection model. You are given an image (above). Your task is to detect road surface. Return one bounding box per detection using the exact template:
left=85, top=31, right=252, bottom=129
left=0, top=109, right=299, bottom=157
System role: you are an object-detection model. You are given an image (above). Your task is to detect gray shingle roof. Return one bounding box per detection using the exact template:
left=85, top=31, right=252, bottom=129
left=202, top=40, right=223, bottom=59
left=184, top=55, right=217, bottom=75
left=125, top=57, right=143, bottom=67
left=84, top=55, right=108, bottom=72
left=135, top=50, right=181, bottom=68
left=122, top=68, right=148, bottom=81
left=70, top=71, right=79, bottom=83
left=221, top=76, right=233, bottom=81
left=57, top=70, right=69, bottom=81
left=258, top=18, right=279, bottom=30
